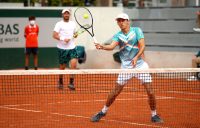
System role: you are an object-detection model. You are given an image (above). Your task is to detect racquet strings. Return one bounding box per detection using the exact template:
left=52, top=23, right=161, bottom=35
left=74, top=8, right=92, bottom=29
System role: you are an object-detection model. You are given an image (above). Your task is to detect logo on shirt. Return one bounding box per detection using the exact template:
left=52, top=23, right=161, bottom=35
left=119, top=32, right=135, bottom=44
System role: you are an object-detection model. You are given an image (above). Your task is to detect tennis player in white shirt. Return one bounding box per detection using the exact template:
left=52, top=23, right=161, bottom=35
left=53, top=8, right=78, bottom=90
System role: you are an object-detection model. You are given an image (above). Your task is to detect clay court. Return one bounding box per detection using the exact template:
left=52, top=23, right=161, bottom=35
left=0, top=71, right=200, bottom=128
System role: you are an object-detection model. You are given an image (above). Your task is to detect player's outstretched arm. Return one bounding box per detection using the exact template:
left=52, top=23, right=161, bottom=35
left=95, top=41, right=118, bottom=51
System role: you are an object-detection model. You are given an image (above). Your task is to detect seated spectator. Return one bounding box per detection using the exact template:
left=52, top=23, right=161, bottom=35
left=138, top=0, right=144, bottom=7
left=171, top=0, right=185, bottom=7
left=193, top=10, right=200, bottom=32
left=187, top=50, right=200, bottom=81
left=192, top=50, right=200, bottom=68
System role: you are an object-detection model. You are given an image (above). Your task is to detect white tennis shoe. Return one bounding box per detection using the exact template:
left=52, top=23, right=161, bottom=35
left=187, top=76, right=197, bottom=81
left=193, top=28, right=200, bottom=32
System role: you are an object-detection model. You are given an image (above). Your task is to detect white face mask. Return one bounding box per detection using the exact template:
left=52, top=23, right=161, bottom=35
left=30, top=20, right=35, bottom=25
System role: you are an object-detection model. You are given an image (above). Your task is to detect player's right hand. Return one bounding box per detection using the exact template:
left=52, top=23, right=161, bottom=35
left=132, top=57, right=138, bottom=67
left=95, top=43, right=102, bottom=50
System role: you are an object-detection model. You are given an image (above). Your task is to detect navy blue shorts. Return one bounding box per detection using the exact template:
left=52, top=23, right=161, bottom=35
left=25, top=48, right=38, bottom=55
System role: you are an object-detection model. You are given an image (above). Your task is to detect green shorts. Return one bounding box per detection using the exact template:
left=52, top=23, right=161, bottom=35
left=58, top=48, right=78, bottom=65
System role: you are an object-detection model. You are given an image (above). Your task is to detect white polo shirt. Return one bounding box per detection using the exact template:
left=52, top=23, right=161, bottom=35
left=54, top=20, right=76, bottom=50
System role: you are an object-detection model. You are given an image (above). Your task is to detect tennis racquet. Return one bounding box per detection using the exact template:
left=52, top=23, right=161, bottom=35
left=74, top=7, right=97, bottom=44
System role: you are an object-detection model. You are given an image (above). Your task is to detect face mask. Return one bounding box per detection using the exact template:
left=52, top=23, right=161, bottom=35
left=30, top=20, right=35, bottom=25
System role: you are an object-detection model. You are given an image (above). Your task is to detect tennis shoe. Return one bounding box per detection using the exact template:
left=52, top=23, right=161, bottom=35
left=151, top=115, right=163, bottom=123
left=68, top=83, right=75, bottom=91
left=91, top=111, right=106, bottom=122
left=187, top=76, right=197, bottom=81
left=193, top=28, right=200, bottom=32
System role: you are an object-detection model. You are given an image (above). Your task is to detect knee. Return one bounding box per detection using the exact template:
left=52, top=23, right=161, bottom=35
left=192, top=58, right=197, bottom=62
left=117, top=80, right=127, bottom=85
left=146, top=89, right=154, bottom=96
left=144, top=83, right=154, bottom=95
left=113, top=85, right=123, bottom=95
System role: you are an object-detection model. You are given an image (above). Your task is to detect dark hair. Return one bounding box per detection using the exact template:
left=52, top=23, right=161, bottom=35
left=29, top=16, right=36, bottom=21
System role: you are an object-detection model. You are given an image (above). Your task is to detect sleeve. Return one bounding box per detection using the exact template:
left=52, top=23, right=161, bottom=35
left=135, top=27, right=144, bottom=41
left=53, top=22, right=60, bottom=33
left=112, top=33, right=120, bottom=43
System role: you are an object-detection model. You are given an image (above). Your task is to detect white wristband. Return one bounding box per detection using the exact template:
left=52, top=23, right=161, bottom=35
left=60, top=37, right=65, bottom=41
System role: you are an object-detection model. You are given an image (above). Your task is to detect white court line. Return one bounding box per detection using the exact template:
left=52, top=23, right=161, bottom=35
left=96, top=89, right=200, bottom=96
left=167, top=97, right=200, bottom=102
left=52, top=113, right=168, bottom=128
left=1, top=95, right=199, bottom=108
left=139, top=94, right=200, bottom=102
left=0, top=106, right=41, bottom=113
left=0, top=105, right=168, bottom=128
left=2, top=104, right=33, bottom=107
left=0, top=97, right=168, bottom=107
left=166, top=91, right=200, bottom=95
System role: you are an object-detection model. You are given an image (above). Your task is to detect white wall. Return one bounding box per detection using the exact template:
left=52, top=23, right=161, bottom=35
left=78, top=50, right=195, bottom=69
left=0, top=3, right=24, bottom=7
left=145, top=51, right=194, bottom=68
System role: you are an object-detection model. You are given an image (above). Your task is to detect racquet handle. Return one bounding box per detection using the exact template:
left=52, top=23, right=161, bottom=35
left=93, top=36, right=98, bottom=44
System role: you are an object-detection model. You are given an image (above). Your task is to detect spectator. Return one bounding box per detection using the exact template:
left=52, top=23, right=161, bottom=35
left=24, top=16, right=39, bottom=70
left=192, top=50, right=200, bottom=68
left=122, top=0, right=129, bottom=7
left=138, top=0, right=144, bottom=7
left=171, top=0, right=186, bottom=7
left=193, top=10, right=200, bottom=32
left=187, top=50, right=200, bottom=81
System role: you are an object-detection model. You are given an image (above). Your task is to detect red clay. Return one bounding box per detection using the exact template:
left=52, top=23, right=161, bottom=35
left=0, top=74, right=200, bottom=128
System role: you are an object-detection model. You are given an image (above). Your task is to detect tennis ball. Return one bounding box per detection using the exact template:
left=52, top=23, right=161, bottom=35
left=83, top=13, right=89, bottom=19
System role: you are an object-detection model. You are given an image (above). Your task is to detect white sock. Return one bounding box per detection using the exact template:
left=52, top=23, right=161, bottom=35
left=151, top=110, right=157, bottom=117
left=101, top=105, right=108, bottom=114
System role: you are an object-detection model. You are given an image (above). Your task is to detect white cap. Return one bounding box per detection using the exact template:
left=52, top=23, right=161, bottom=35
left=62, top=8, right=71, bottom=14
left=116, top=13, right=129, bottom=20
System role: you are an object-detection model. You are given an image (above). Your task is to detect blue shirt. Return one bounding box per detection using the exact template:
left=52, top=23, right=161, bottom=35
left=112, top=27, right=144, bottom=68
